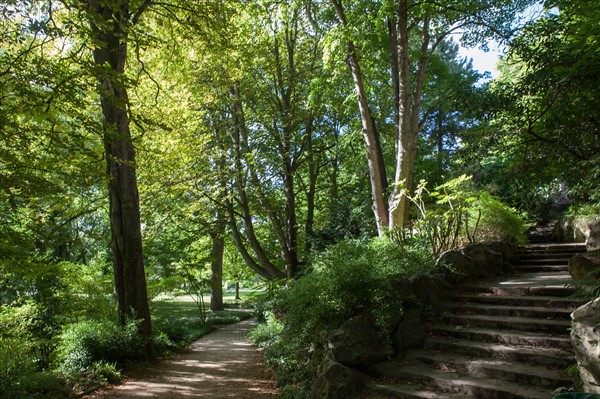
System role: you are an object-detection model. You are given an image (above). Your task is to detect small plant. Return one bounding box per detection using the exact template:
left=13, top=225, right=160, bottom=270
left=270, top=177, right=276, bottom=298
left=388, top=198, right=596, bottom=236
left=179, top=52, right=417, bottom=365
left=248, top=311, right=283, bottom=348
left=566, top=363, right=580, bottom=378
left=0, top=337, right=37, bottom=398
left=88, top=361, right=121, bottom=385
left=567, top=266, right=600, bottom=302
left=174, top=263, right=212, bottom=325
left=397, top=176, right=526, bottom=255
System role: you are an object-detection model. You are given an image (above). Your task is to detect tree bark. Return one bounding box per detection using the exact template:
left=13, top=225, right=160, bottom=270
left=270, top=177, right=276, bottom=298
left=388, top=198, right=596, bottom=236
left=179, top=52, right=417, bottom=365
left=304, top=117, right=317, bottom=259
left=87, top=0, right=155, bottom=361
left=227, top=87, right=286, bottom=280
left=209, top=220, right=225, bottom=311
left=329, top=0, right=389, bottom=236
left=389, top=4, right=431, bottom=229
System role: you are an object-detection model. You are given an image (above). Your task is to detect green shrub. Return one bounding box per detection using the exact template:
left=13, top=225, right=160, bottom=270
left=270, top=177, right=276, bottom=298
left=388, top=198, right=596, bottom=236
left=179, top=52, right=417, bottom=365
left=86, top=361, right=122, bottom=385
left=254, top=238, right=436, bottom=394
left=152, top=316, right=213, bottom=351
left=54, top=319, right=144, bottom=375
left=475, top=192, right=527, bottom=243
left=248, top=311, right=283, bottom=348
left=0, top=336, right=70, bottom=399
left=0, top=337, right=37, bottom=398
left=405, top=176, right=526, bottom=254
left=282, top=238, right=434, bottom=338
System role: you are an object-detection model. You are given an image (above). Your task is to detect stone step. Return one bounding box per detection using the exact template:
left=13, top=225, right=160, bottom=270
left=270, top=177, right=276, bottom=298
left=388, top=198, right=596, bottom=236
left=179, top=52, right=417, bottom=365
left=458, top=273, right=575, bottom=297
left=528, top=237, right=554, bottom=243
left=405, top=350, right=571, bottom=388
left=518, top=252, right=580, bottom=260
left=442, top=302, right=573, bottom=320
left=445, top=293, right=582, bottom=310
left=430, top=325, right=573, bottom=350
left=519, top=249, right=584, bottom=256
left=364, top=238, right=583, bottom=399
left=512, top=265, right=569, bottom=273
left=365, top=382, right=475, bottom=399
left=425, top=337, right=573, bottom=368
left=459, top=283, right=575, bottom=297
left=368, top=362, right=554, bottom=399
left=441, top=313, right=571, bottom=334
left=517, top=258, right=569, bottom=265
left=519, top=243, right=587, bottom=254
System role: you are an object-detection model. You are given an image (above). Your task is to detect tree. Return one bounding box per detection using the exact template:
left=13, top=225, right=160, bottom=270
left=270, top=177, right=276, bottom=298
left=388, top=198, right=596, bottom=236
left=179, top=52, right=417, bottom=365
left=324, top=0, right=533, bottom=234
left=459, top=0, right=600, bottom=210
left=221, top=1, right=330, bottom=278
left=416, top=39, right=480, bottom=188
left=71, top=0, right=155, bottom=360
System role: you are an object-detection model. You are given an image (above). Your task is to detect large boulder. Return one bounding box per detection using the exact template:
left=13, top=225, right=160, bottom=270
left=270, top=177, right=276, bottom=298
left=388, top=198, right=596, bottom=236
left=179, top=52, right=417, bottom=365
left=311, top=360, right=366, bottom=399
left=392, top=309, right=426, bottom=355
left=438, top=249, right=475, bottom=282
left=571, top=298, right=600, bottom=393
left=412, top=274, right=442, bottom=313
left=580, top=218, right=600, bottom=251
left=569, top=253, right=600, bottom=280
left=463, top=243, right=504, bottom=276
left=328, top=316, right=392, bottom=368
left=559, top=217, right=600, bottom=250
left=485, top=240, right=518, bottom=266
left=439, top=241, right=511, bottom=282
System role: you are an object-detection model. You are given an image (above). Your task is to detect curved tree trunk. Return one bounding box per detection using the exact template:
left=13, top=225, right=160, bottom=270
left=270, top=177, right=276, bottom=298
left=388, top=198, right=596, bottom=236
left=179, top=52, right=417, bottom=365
left=329, top=0, right=389, bottom=236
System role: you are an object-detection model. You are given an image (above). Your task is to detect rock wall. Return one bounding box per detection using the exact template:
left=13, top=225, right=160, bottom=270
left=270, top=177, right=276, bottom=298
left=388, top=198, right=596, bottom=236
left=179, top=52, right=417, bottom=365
left=437, top=240, right=517, bottom=283
left=569, top=253, right=600, bottom=281
left=312, top=240, right=516, bottom=398
left=571, top=298, right=600, bottom=393
left=558, top=217, right=600, bottom=251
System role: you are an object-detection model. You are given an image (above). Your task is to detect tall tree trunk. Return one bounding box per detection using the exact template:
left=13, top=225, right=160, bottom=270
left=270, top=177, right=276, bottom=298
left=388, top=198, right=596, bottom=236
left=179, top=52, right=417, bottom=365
left=87, top=0, right=155, bottom=361
left=435, top=111, right=445, bottom=183
left=330, top=0, right=389, bottom=236
left=210, top=127, right=228, bottom=311
left=304, top=117, right=317, bottom=259
left=389, top=5, right=431, bottom=229
left=272, top=25, right=301, bottom=277
left=227, top=87, right=285, bottom=280
left=209, top=219, right=225, bottom=311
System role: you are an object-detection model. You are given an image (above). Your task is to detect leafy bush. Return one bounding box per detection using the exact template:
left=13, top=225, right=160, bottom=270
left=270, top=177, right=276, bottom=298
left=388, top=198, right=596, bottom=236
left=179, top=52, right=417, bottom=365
left=405, top=176, right=526, bottom=254
left=566, top=202, right=600, bottom=219
left=248, top=311, right=283, bottom=348
left=54, top=319, right=144, bottom=375
left=254, top=238, right=436, bottom=394
left=0, top=337, right=37, bottom=398
left=74, top=361, right=121, bottom=389
left=0, top=337, right=70, bottom=399
left=151, top=299, right=251, bottom=355
left=475, top=192, right=527, bottom=243
left=152, top=316, right=213, bottom=352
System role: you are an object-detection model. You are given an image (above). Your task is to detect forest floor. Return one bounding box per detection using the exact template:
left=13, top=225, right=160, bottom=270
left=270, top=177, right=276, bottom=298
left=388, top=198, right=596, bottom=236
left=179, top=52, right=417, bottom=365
left=86, top=318, right=280, bottom=399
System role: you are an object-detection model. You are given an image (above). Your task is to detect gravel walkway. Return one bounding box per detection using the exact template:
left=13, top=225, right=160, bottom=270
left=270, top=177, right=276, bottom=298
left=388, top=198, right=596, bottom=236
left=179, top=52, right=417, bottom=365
left=87, top=319, right=279, bottom=398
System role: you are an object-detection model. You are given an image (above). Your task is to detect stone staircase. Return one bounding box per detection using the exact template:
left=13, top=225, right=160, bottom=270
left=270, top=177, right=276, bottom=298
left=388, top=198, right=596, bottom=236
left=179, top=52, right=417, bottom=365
left=365, top=235, right=587, bottom=398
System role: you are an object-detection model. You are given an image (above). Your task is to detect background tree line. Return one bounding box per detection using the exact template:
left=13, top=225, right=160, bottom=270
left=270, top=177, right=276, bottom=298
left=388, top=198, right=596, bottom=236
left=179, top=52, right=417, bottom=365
left=1, top=0, right=597, bottom=397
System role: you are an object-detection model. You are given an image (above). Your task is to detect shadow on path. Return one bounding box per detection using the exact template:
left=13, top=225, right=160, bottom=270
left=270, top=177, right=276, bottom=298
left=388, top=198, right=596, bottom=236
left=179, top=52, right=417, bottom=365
left=87, top=319, right=279, bottom=399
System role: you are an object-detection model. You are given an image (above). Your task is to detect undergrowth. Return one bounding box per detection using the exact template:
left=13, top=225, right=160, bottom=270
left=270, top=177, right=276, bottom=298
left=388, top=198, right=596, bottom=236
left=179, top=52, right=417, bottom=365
left=249, top=237, right=437, bottom=397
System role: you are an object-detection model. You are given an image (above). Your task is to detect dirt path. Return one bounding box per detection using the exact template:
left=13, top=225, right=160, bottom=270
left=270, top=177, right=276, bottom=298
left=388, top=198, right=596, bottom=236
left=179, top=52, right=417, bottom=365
left=87, top=319, right=279, bottom=398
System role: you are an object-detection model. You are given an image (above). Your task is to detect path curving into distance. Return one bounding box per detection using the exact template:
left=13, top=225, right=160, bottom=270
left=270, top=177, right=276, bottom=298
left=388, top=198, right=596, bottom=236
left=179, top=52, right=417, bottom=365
left=87, top=318, right=279, bottom=399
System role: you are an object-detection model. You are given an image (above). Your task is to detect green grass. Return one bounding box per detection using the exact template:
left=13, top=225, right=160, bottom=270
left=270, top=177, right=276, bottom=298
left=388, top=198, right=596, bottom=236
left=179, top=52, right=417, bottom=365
left=151, top=295, right=255, bottom=354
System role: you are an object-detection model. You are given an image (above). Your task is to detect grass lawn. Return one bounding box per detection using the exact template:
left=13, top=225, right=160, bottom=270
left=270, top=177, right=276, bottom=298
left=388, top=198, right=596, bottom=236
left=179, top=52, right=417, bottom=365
left=150, top=290, right=262, bottom=353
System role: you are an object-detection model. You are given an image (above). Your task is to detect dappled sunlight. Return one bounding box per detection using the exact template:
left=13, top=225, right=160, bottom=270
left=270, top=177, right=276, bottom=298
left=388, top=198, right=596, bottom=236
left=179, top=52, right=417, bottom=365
left=89, top=319, right=279, bottom=399
left=493, top=273, right=571, bottom=286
